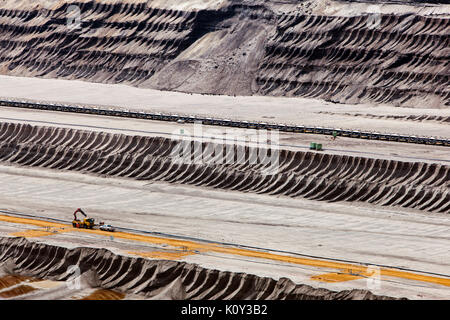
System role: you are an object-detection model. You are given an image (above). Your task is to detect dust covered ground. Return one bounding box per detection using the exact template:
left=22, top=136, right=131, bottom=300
left=0, top=0, right=449, bottom=300
left=0, top=75, right=449, bottom=140
left=0, top=122, right=448, bottom=299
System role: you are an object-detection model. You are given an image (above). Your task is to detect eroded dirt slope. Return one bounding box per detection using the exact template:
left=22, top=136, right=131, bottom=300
left=0, top=0, right=448, bottom=107
left=0, top=237, right=402, bottom=300
left=0, top=122, right=448, bottom=213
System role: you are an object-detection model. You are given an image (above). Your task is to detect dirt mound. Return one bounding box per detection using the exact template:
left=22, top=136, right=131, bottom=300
left=0, top=237, right=403, bottom=300
left=0, top=0, right=448, bottom=107
left=0, top=122, right=448, bottom=213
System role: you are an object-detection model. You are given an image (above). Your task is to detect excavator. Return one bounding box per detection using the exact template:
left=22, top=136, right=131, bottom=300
left=72, top=208, right=95, bottom=229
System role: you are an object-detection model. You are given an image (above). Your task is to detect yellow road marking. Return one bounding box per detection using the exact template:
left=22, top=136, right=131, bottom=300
left=310, top=268, right=376, bottom=283
left=311, top=272, right=364, bottom=283
left=10, top=227, right=68, bottom=238
left=1, top=214, right=449, bottom=287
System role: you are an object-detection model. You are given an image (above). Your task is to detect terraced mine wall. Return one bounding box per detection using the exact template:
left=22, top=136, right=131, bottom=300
left=256, top=13, right=449, bottom=107
left=0, top=122, right=448, bottom=213
left=0, top=0, right=448, bottom=107
left=0, top=237, right=402, bottom=299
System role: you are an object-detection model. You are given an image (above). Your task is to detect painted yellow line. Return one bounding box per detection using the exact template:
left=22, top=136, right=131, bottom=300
left=311, top=271, right=366, bottom=283
left=1, top=214, right=449, bottom=287
left=10, top=227, right=68, bottom=238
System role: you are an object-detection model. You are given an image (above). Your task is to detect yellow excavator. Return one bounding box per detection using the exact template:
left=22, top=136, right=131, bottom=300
left=72, top=208, right=95, bottom=229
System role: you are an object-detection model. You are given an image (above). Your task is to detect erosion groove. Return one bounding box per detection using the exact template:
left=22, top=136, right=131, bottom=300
left=0, top=122, right=448, bottom=213
left=0, top=1, right=448, bottom=106
left=0, top=1, right=212, bottom=86
left=257, top=13, right=449, bottom=107
left=0, top=237, right=402, bottom=300
left=317, top=112, right=450, bottom=124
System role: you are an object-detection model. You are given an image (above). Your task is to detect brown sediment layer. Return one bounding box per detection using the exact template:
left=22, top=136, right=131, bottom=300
left=0, top=1, right=448, bottom=107
left=0, top=284, right=37, bottom=298
left=80, top=289, right=125, bottom=300
left=0, top=122, right=448, bottom=213
left=0, top=274, right=33, bottom=290
left=0, top=237, right=403, bottom=300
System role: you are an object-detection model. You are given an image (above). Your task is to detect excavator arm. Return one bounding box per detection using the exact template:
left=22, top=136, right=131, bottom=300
left=73, top=208, right=87, bottom=221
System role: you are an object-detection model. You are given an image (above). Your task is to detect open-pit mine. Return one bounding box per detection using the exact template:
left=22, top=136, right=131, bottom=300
left=0, top=0, right=448, bottom=301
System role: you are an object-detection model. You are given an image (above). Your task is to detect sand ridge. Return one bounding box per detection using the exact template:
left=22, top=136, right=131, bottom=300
left=0, top=237, right=404, bottom=300
left=0, top=122, right=448, bottom=213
